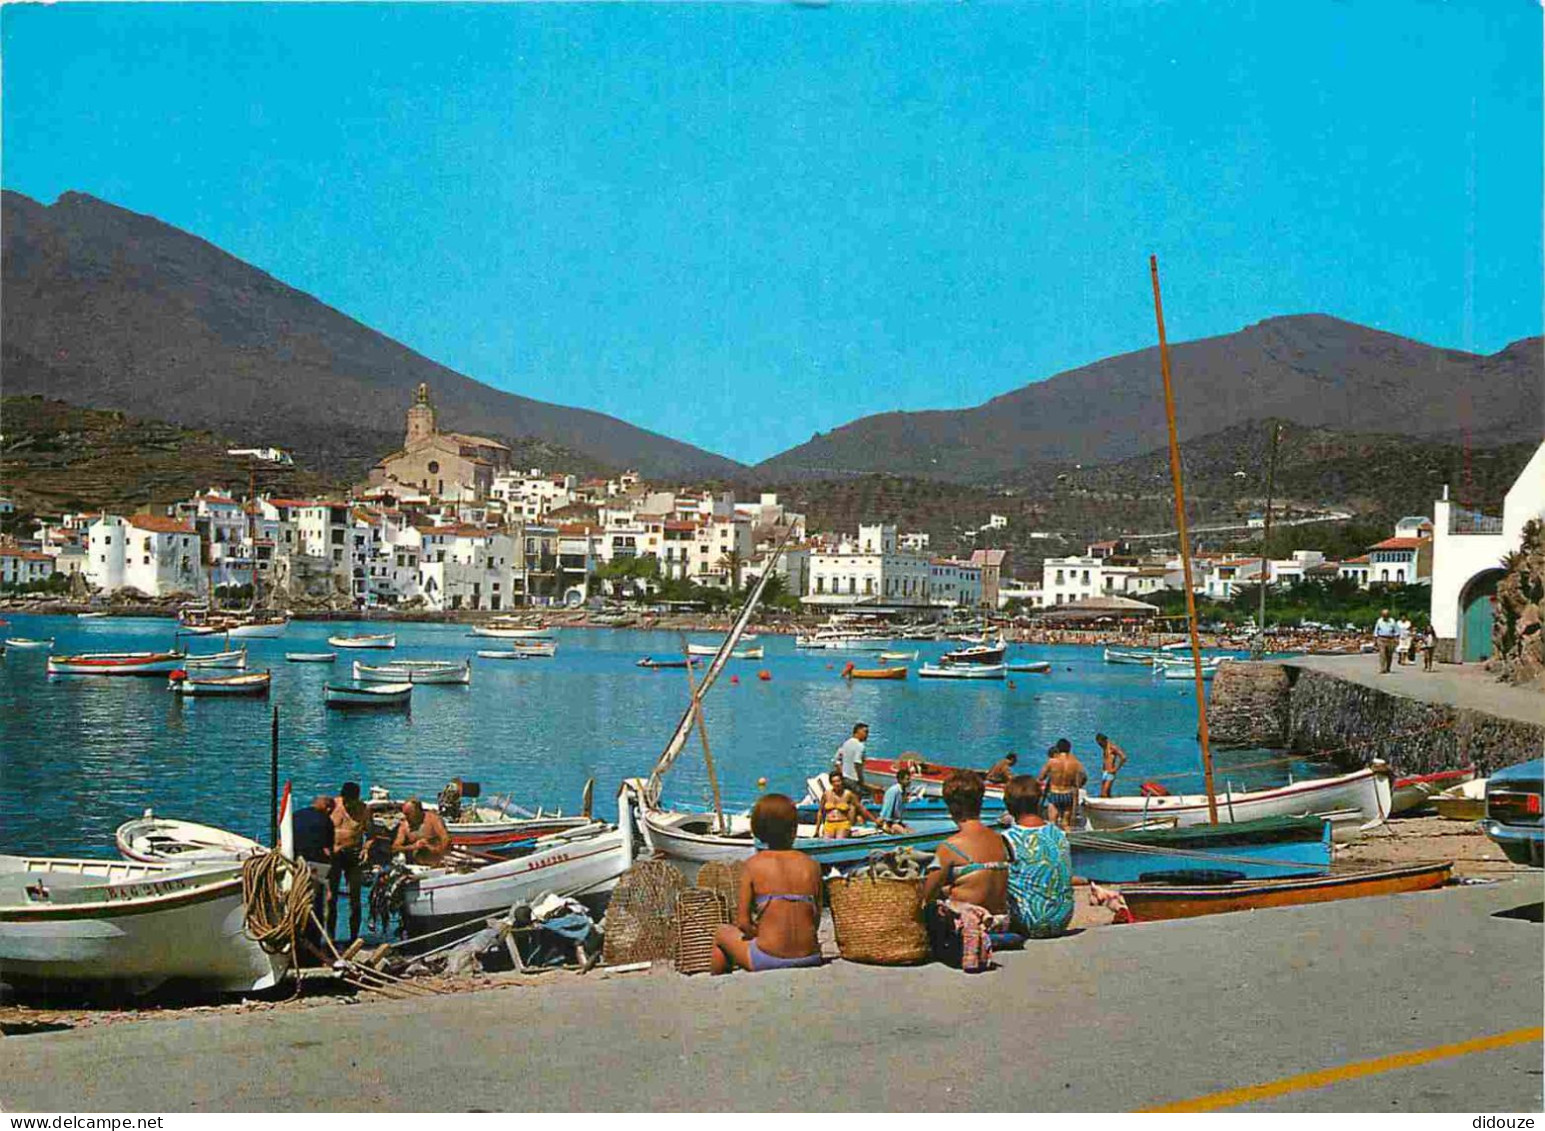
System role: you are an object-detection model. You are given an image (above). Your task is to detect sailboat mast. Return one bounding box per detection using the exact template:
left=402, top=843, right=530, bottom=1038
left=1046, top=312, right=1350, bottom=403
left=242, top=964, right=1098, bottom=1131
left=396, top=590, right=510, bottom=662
left=1253, top=423, right=1282, bottom=660
left=1149, top=255, right=1219, bottom=824
left=681, top=637, right=726, bottom=834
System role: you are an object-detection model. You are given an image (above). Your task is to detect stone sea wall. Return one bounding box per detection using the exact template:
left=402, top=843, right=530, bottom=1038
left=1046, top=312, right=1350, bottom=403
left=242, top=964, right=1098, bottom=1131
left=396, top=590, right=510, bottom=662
left=1210, top=661, right=1545, bottom=775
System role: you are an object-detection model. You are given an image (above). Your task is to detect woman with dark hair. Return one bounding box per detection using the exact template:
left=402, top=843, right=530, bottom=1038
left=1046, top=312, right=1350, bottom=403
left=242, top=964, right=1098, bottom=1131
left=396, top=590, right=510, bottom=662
left=921, top=769, right=1011, bottom=972
left=1001, top=775, right=1074, bottom=938
left=711, top=794, right=824, bottom=974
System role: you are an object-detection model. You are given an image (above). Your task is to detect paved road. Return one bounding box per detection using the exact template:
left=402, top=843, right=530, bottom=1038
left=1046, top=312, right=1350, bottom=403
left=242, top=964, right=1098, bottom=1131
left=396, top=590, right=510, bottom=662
left=1285, top=653, right=1545, bottom=731
left=2, top=879, right=1540, bottom=1112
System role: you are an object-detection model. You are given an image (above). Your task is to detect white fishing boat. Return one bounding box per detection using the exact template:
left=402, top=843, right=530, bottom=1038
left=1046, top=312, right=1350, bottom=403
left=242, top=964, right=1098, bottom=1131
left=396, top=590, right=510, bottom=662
left=469, top=623, right=551, bottom=639
left=327, top=632, right=397, bottom=649
left=183, top=647, right=248, bottom=670
left=223, top=613, right=290, bottom=639
left=3, top=637, right=53, bottom=650
left=511, top=640, right=558, bottom=657
left=919, top=662, right=1006, bottom=680
left=47, top=650, right=186, bottom=677
left=324, top=681, right=412, bottom=707
left=476, top=649, right=541, bottom=660
left=940, top=639, right=1007, bottom=665
left=285, top=651, right=337, bottom=663
left=1006, top=660, right=1052, bottom=673
left=686, top=643, right=719, bottom=656
left=731, top=646, right=764, bottom=660
left=1082, top=764, right=1394, bottom=832
left=0, top=856, right=287, bottom=994
left=399, top=812, right=635, bottom=930
left=77, top=611, right=112, bottom=620
left=115, top=814, right=265, bottom=865
left=168, top=669, right=272, bottom=697
left=1157, top=660, right=1221, bottom=680
left=1103, top=647, right=1156, bottom=666
left=352, top=659, right=471, bottom=685
left=878, top=650, right=919, bottom=662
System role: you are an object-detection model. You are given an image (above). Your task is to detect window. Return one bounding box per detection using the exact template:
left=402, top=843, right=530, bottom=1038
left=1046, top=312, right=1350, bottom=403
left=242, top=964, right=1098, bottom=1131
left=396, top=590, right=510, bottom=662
left=427, top=461, right=440, bottom=474
left=1055, top=569, right=1063, bottom=584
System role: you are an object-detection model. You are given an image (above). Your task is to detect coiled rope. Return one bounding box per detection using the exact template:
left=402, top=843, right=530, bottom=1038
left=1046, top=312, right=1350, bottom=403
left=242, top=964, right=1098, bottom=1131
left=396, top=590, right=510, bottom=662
left=241, top=850, right=314, bottom=957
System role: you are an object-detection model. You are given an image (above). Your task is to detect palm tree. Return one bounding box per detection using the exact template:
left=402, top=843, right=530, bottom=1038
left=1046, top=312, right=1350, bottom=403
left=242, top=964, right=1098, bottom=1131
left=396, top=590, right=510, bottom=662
left=718, top=550, right=745, bottom=592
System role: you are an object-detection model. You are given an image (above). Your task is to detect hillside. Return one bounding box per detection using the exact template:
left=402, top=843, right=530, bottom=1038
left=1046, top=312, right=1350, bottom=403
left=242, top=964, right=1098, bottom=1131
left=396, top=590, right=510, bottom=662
left=754, top=316, right=1543, bottom=483
left=0, top=190, right=741, bottom=480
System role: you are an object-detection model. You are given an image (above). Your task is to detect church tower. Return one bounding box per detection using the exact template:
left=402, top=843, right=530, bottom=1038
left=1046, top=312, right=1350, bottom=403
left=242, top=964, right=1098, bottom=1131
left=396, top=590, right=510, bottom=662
left=405, top=382, right=437, bottom=448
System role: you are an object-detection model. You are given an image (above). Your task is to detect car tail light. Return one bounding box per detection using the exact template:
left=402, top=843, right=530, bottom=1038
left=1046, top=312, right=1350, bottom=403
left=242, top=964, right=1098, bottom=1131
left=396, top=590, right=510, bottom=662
left=1488, top=789, right=1543, bottom=822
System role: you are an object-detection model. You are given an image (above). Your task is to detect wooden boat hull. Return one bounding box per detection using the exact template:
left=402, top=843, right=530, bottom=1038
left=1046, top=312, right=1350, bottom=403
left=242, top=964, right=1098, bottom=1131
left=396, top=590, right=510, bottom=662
left=636, top=658, right=700, bottom=669
left=842, top=665, right=908, bottom=680
left=223, top=620, right=288, bottom=639
left=1103, top=648, right=1155, bottom=665
left=352, top=660, right=470, bottom=684
left=327, top=634, right=397, bottom=649
left=941, top=645, right=1006, bottom=665
left=863, top=757, right=1007, bottom=800
left=47, top=651, right=185, bottom=677
left=1006, top=661, right=1051, bottom=673
left=878, top=651, right=918, bottom=662
left=919, top=663, right=1005, bottom=680
left=1083, top=766, right=1393, bottom=832
left=115, top=818, right=266, bottom=864
left=1391, top=768, right=1476, bottom=815
left=0, top=857, right=286, bottom=993
left=182, top=648, right=248, bottom=670
left=1120, top=862, right=1452, bottom=922
left=169, top=671, right=272, bottom=697
left=469, top=626, right=549, bottom=639
left=3, top=638, right=52, bottom=650
left=1432, top=797, right=1487, bottom=821
left=285, top=652, right=337, bottom=663
left=511, top=642, right=558, bottom=657
left=324, top=682, right=412, bottom=707
left=1068, top=816, right=1334, bottom=883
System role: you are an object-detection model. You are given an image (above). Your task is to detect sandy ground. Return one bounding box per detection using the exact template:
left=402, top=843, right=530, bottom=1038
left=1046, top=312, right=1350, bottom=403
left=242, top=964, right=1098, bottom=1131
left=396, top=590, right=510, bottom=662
left=5, top=813, right=1525, bottom=1039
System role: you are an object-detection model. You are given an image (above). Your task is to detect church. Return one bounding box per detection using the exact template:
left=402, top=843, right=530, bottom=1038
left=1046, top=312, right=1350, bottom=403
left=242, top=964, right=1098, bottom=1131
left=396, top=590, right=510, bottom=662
left=367, top=384, right=512, bottom=500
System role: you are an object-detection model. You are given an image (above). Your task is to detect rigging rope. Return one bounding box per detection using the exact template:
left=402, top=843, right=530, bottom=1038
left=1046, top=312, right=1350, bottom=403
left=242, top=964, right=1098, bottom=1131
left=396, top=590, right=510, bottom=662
left=241, top=850, right=314, bottom=957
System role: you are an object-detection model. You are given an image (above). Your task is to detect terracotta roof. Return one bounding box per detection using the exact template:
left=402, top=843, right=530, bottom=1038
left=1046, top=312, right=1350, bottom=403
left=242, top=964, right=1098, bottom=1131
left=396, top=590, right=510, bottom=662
left=558, top=523, right=602, bottom=535
left=1342, top=555, right=1371, bottom=565
left=0, top=549, right=54, bottom=562
left=1369, top=537, right=1429, bottom=551
left=129, top=515, right=196, bottom=535
left=446, top=432, right=510, bottom=451
left=266, top=498, right=315, bottom=508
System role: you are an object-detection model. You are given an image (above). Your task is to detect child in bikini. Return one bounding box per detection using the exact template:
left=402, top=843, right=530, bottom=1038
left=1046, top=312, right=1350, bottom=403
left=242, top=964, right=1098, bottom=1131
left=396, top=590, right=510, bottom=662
left=711, top=794, right=825, bottom=974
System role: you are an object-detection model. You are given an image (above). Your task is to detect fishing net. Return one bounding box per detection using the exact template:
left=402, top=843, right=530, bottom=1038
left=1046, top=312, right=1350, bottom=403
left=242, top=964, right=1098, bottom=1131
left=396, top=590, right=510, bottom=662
left=601, top=859, right=687, bottom=966
left=694, top=860, right=742, bottom=918
left=673, top=888, right=728, bottom=976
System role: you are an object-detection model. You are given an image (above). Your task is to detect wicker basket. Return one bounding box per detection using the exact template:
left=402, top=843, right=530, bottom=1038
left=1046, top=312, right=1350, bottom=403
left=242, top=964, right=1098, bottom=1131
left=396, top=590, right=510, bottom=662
left=824, top=872, right=930, bottom=965
left=602, top=859, right=688, bottom=966
left=674, top=888, right=728, bottom=975
left=694, top=860, right=742, bottom=918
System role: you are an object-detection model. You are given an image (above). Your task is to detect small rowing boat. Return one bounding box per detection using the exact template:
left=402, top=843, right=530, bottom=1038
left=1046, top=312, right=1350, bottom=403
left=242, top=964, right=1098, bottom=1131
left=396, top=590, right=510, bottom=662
left=510, top=640, right=558, bottom=657
left=353, top=659, right=471, bottom=685
left=1118, top=861, right=1453, bottom=922
left=77, top=611, right=111, bottom=620
left=285, top=652, right=337, bottom=663
left=637, top=657, right=700, bottom=669
left=1068, top=816, right=1334, bottom=883
left=1006, top=660, right=1052, bottom=673
left=47, top=650, right=185, bottom=677
left=168, top=669, right=272, bottom=697
left=1082, top=764, right=1394, bottom=832
left=732, top=646, right=764, bottom=660
left=326, top=633, right=397, bottom=650
left=840, top=662, right=908, bottom=681
left=3, top=637, right=53, bottom=650
left=878, top=650, right=919, bottom=663
left=115, top=814, right=265, bottom=865
left=1103, top=647, right=1156, bottom=666
left=1391, top=767, right=1477, bottom=815
left=919, top=662, right=1005, bottom=680
left=182, top=647, right=248, bottom=670
left=1157, top=660, right=1221, bottom=680
left=324, top=682, right=412, bottom=707
left=1431, top=778, right=1489, bottom=822
left=469, top=623, right=550, bottom=639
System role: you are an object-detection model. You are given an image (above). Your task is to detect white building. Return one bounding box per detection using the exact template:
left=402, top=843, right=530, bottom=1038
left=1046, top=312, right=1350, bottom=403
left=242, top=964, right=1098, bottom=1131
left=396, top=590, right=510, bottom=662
left=899, top=532, right=930, bottom=552
left=87, top=515, right=205, bottom=597
left=1429, top=442, right=1545, bottom=663
left=416, top=525, right=519, bottom=611
left=490, top=470, right=577, bottom=522
left=226, top=447, right=294, bottom=466
left=0, top=545, right=55, bottom=588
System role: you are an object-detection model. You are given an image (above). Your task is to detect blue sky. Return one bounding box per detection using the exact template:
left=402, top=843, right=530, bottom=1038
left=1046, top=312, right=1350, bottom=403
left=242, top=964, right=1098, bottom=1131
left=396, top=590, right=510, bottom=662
left=3, top=2, right=1539, bottom=463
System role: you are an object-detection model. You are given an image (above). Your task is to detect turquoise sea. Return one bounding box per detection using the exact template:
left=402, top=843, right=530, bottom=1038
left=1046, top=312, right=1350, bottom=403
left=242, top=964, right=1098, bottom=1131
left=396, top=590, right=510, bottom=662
left=0, top=614, right=1315, bottom=857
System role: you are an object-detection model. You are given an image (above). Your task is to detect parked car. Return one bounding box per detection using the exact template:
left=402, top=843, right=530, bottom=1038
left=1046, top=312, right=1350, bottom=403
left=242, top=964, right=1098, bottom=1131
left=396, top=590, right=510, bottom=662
left=1484, top=757, right=1543, bottom=868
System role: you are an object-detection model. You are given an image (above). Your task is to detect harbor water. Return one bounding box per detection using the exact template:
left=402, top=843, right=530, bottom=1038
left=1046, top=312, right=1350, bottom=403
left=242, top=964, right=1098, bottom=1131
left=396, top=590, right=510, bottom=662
left=0, top=614, right=1316, bottom=856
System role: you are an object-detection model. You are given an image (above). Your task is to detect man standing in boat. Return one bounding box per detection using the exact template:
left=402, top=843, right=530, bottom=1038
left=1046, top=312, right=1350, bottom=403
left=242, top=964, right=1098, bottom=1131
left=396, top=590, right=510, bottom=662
left=834, top=722, right=869, bottom=793
left=1095, top=734, right=1128, bottom=797
left=984, top=752, right=1018, bottom=786
left=1037, top=740, right=1088, bottom=830
left=329, top=782, right=380, bottom=943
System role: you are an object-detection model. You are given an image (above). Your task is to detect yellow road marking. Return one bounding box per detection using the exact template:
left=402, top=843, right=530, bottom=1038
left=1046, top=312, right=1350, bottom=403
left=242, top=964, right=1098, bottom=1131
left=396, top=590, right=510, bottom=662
left=1140, top=1026, right=1545, bottom=1113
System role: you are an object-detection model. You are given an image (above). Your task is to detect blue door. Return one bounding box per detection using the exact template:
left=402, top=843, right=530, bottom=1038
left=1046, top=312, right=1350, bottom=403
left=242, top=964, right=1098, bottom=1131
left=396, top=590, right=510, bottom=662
left=1461, top=576, right=1498, bottom=662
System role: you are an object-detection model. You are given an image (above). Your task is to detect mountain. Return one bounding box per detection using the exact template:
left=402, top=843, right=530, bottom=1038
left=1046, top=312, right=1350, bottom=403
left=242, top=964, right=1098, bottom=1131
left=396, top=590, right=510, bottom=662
left=0, top=190, right=741, bottom=480
left=753, top=315, right=1543, bottom=483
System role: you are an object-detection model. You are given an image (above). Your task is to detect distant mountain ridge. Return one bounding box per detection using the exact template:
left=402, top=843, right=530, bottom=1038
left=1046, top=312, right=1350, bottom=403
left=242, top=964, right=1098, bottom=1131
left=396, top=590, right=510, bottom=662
left=754, top=315, right=1543, bottom=483
left=0, top=190, right=742, bottom=480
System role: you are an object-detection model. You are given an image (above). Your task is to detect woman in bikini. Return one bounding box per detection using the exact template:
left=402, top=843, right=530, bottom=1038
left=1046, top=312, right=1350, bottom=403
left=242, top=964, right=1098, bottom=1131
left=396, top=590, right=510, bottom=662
left=815, top=769, right=879, bottom=839
left=711, top=794, right=824, bottom=974
left=921, top=769, right=1011, bottom=971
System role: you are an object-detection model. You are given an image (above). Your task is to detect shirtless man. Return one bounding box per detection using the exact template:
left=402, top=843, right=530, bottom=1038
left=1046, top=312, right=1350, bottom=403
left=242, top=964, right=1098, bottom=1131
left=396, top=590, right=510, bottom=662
left=984, top=752, right=1018, bottom=786
left=328, top=781, right=379, bottom=942
left=391, top=799, right=452, bottom=865
left=1095, top=733, right=1128, bottom=798
left=1037, top=739, right=1088, bottom=830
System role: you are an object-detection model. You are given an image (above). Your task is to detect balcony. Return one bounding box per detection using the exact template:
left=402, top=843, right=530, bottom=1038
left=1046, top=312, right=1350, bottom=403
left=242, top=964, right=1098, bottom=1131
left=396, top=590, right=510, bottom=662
left=1448, top=508, right=1504, bottom=535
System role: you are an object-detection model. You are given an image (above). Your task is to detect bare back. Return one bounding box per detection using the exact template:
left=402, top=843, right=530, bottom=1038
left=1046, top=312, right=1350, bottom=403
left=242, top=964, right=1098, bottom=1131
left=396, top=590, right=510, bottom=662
left=930, top=822, right=1008, bottom=914
left=739, top=849, right=822, bottom=960
left=1046, top=754, right=1086, bottom=792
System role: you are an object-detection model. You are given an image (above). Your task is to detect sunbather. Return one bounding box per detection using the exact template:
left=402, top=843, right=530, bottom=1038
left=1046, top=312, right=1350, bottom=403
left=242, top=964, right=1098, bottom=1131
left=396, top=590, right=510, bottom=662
left=921, top=770, right=1011, bottom=972
left=711, top=794, right=823, bottom=974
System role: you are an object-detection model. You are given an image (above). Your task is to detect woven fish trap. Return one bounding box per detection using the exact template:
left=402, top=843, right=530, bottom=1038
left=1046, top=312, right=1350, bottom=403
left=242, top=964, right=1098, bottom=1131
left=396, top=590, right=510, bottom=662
left=694, top=860, right=742, bottom=917
left=602, top=859, right=688, bottom=966
left=674, top=888, right=728, bottom=975
left=824, top=871, right=930, bottom=966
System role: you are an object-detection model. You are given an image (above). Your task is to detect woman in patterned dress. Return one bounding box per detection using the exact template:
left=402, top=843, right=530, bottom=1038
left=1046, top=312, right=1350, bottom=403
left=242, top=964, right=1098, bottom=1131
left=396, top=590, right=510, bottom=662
left=1001, top=775, right=1074, bottom=938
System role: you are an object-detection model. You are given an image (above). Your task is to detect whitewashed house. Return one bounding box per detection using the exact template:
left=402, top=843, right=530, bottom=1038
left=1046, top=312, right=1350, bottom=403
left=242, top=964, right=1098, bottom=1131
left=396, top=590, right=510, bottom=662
left=87, top=515, right=205, bottom=597
left=0, top=545, right=55, bottom=588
